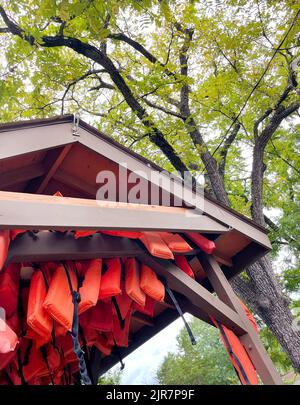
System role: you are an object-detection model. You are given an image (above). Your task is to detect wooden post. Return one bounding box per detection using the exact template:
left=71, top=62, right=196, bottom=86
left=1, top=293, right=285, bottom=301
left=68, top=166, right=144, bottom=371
left=197, top=252, right=282, bottom=385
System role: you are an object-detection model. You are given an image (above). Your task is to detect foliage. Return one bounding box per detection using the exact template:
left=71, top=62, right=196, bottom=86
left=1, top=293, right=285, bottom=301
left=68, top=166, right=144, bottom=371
left=98, top=369, right=121, bottom=385
left=156, top=318, right=240, bottom=385
left=259, top=327, right=292, bottom=374
left=156, top=317, right=297, bottom=385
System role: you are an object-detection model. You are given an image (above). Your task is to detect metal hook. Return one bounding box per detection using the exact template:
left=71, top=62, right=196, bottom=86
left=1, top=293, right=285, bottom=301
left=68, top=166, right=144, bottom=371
left=72, top=113, right=80, bottom=137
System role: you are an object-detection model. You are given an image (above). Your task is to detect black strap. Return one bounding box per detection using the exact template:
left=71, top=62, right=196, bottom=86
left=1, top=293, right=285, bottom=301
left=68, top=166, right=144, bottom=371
left=40, top=346, right=55, bottom=385
left=216, top=320, right=251, bottom=385
left=5, top=368, right=15, bottom=386
left=165, top=284, right=196, bottom=345
left=62, top=262, right=92, bottom=385
left=112, top=337, right=125, bottom=370
left=23, top=340, right=33, bottom=366
left=79, top=325, right=94, bottom=384
left=17, top=349, right=27, bottom=386
left=112, top=297, right=125, bottom=330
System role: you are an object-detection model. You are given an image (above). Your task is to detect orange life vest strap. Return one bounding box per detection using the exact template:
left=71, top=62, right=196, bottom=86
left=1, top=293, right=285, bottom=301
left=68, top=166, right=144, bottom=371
left=215, top=320, right=251, bottom=385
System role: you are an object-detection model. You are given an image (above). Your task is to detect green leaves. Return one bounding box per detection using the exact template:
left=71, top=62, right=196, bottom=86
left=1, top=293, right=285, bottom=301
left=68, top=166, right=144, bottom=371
left=156, top=318, right=240, bottom=385
left=0, top=1, right=299, bottom=305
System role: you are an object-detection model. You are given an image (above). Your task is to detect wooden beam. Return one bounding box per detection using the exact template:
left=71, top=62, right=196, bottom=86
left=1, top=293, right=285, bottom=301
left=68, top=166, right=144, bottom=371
left=214, top=229, right=251, bottom=258
left=197, top=252, right=282, bottom=385
left=26, top=145, right=73, bottom=193
left=213, top=251, right=233, bottom=267
left=175, top=294, right=212, bottom=326
left=138, top=255, right=248, bottom=336
left=5, top=231, right=143, bottom=265
left=0, top=122, right=76, bottom=161
left=224, top=242, right=268, bottom=280
left=0, top=191, right=228, bottom=233
left=53, top=169, right=97, bottom=197
left=0, top=163, right=45, bottom=189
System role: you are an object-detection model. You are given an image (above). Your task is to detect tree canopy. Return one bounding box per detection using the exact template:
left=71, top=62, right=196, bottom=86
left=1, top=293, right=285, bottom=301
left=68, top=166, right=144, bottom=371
left=0, top=0, right=299, bottom=373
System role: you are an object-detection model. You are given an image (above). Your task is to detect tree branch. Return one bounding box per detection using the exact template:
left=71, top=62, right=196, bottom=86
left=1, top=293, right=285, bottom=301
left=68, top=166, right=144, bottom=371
left=219, top=123, right=241, bottom=179
left=0, top=6, right=191, bottom=178
left=61, top=69, right=106, bottom=114
left=251, top=95, right=300, bottom=224
left=107, top=32, right=175, bottom=77
left=176, top=24, right=230, bottom=204
left=142, top=97, right=183, bottom=119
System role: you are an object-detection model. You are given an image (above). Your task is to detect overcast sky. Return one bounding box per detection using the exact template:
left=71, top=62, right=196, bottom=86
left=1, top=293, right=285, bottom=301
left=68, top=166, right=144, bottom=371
left=111, top=317, right=186, bottom=384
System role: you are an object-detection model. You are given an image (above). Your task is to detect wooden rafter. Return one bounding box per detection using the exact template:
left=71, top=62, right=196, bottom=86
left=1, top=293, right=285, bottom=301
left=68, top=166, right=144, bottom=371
left=0, top=191, right=228, bottom=233
left=0, top=163, right=45, bottom=189
left=25, top=145, right=73, bottom=193
left=139, top=254, right=247, bottom=336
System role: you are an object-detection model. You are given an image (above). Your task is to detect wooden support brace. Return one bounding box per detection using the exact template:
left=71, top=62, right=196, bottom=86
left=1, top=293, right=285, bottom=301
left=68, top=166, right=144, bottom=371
left=138, top=254, right=248, bottom=336
left=197, top=252, right=282, bottom=385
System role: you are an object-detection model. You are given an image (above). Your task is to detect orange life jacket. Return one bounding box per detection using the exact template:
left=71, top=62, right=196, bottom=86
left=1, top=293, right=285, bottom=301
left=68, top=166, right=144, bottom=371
left=114, top=282, right=133, bottom=320
left=139, top=232, right=174, bottom=259
left=73, top=230, right=97, bottom=239
left=2, top=357, right=21, bottom=385
left=133, top=296, right=156, bottom=317
left=27, top=270, right=53, bottom=343
left=185, top=232, right=215, bottom=254
left=140, top=264, right=165, bottom=302
left=94, top=333, right=113, bottom=356
left=125, top=258, right=146, bottom=307
left=240, top=301, right=259, bottom=334
left=22, top=341, right=61, bottom=383
left=0, top=230, right=10, bottom=272
left=26, top=327, right=51, bottom=349
left=77, top=258, right=102, bottom=314
left=174, top=255, right=195, bottom=278
left=89, top=299, right=113, bottom=333
left=0, top=263, right=20, bottom=318
left=0, top=350, right=17, bottom=372
left=10, top=229, right=27, bottom=241
left=100, top=230, right=142, bottom=239
left=0, top=318, right=19, bottom=354
left=211, top=317, right=259, bottom=385
left=43, top=263, right=77, bottom=331
left=112, top=308, right=132, bottom=348
left=159, top=232, right=193, bottom=253
left=98, top=258, right=121, bottom=300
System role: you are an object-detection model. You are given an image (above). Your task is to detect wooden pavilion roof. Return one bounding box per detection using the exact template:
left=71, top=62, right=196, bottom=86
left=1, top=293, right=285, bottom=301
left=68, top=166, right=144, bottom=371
left=0, top=115, right=275, bottom=381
